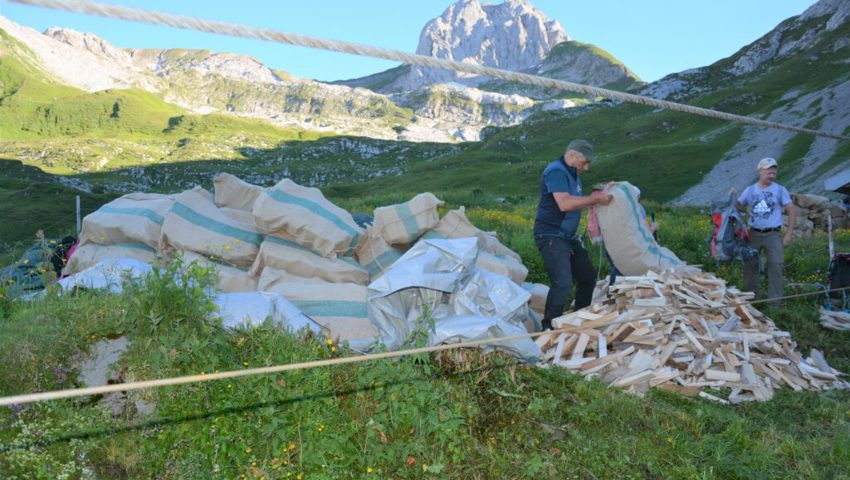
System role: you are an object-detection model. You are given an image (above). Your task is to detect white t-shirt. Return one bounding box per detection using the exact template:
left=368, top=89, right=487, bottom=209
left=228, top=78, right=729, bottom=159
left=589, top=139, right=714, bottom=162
left=737, top=182, right=791, bottom=230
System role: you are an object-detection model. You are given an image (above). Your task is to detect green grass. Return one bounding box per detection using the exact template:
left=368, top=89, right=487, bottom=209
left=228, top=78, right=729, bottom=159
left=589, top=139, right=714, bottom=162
left=0, top=207, right=848, bottom=479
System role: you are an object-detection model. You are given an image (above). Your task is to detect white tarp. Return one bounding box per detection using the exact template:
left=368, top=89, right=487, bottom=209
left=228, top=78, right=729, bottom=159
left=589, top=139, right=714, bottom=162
left=431, top=315, right=540, bottom=362
left=213, top=291, right=323, bottom=334
left=58, top=258, right=153, bottom=293
left=367, top=237, right=539, bottom=360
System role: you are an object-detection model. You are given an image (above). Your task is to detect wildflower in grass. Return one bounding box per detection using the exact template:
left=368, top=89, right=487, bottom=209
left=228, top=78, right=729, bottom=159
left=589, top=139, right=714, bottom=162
left=367, top=467, right=373, bottom=473
left=288, top=442, right=296, bottom=451
left=327, top=338, right=333, bottom=345
left=243, top=361, right=249, bottom=367
left=245, top=447, right=252, bottom=454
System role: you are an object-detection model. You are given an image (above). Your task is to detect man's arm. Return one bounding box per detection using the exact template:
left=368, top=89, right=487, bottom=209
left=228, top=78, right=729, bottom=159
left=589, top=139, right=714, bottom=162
left=783, top=203, right=796, bottom=246
left=552, top=191, right=612, bottom=212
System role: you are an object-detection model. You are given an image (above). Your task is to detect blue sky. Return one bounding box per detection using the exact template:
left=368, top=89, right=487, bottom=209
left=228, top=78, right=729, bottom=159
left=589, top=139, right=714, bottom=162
left=1, top=0, right=817, bottom=83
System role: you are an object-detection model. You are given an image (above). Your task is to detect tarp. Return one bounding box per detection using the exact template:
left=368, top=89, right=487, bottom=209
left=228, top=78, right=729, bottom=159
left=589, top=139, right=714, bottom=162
left=367, top=237, right=539, bottom=360
left=58, top=258, right=153, bottom=293
left=213, top=291, right=323, bottom=334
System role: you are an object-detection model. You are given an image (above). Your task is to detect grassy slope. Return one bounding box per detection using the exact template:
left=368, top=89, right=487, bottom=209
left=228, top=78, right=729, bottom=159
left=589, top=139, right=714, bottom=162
left=0, top=206, right=848, bottom=479
left=1, top=15, right=850, bottom=479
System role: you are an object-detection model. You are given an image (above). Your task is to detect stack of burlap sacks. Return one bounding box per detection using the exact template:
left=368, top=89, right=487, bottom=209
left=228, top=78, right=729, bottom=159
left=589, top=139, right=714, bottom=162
left=69, top=173, right=548, bottom=342
left=785, top=193, right=848, bottom=238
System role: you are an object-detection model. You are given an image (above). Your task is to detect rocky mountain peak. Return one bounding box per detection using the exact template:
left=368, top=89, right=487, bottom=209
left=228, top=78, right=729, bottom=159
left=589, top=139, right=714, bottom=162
left=402, top=0, right=570, bottom=89
left=44, top=26, right=133, bottom=67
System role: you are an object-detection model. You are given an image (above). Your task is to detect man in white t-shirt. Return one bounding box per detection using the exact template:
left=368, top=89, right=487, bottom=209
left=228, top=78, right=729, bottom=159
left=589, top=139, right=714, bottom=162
left=735, top=157, right=797, bottom=306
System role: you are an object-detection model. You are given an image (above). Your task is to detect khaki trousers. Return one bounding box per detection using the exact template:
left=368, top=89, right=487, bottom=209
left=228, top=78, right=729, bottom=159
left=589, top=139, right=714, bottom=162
left=743, top=230, right=784, bottom=306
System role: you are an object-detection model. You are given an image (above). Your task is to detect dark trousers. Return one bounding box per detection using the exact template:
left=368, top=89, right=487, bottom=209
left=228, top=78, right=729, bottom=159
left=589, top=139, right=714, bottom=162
left=535, top=235, right=596, bottom=329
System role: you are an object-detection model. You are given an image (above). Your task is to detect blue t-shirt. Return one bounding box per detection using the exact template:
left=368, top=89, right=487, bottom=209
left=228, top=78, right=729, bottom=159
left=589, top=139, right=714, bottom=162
left=737, top=182, right=791, bottom=230
left=533, top=157, right=583, bottom=238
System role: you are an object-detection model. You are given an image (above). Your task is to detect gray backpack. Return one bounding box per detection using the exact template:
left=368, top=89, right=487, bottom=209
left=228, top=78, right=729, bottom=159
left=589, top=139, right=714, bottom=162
left=709, top=193, right=757, bottom=262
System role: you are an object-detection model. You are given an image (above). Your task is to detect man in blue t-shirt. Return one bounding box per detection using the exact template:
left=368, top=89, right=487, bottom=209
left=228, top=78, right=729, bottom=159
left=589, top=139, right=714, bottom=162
left=534, top=139, right=612, bottom=330
left=735, top=157, right=796, bottom=307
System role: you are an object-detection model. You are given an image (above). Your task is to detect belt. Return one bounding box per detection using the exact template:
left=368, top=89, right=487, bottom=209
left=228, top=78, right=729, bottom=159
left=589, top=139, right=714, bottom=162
left=751, top=227, right=781, bottom=233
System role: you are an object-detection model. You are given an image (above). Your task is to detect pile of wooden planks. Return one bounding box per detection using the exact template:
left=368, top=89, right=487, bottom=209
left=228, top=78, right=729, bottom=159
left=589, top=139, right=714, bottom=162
left=820, top=308, right=850, bottom=331
left=537, top=269, right=849, bottom=403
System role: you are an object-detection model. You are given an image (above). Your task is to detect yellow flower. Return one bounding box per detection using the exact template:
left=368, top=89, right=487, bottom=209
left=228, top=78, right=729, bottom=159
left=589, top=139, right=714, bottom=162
left=326, top=338, right=333, bottom=345
left=243, top=361, right=249, bottom=367
left=296, top=475, right=302, bottom=480
left=367, top=467, right=373, bottom=473
left=251, top=462, right=257, bottom=467
left=288, top=442, right=296, bottom=451
left=331, top=346, right=337, bottom=352
left=245, top=447, right=252, bottom=454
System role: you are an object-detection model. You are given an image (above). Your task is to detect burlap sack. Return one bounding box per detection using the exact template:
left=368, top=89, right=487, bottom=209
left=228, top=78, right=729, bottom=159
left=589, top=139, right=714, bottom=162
left=180, top=251, right=258, bottom=293
left=475, top=250, right=529, bottom=284
left=213, top=173, right=264, bottom=211
left=252, top=178, right=364, bottom=258
left=354, top=227, right=407, bottom=280
left=522, top=282, right=549, bottom=314
left=258, top=267, right=375, bottom=343
left=250, top=236, right=368, bottom=285
left=422, top=207, right=522, bottom=261
left=596, top=182, right=685, bottom=276
left=79, top=193, right=174, bottom=248
left=372, top=193, right=443, bottom=245
left=159, top=189, right=263, bottom=268
left=64, top=242, right=157, bottom=275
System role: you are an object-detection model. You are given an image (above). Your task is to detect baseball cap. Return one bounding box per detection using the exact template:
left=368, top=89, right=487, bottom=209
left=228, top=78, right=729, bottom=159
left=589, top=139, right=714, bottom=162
left=758, top=157, right=778, bottom=170
left=567, top=139, right=595, bottom=162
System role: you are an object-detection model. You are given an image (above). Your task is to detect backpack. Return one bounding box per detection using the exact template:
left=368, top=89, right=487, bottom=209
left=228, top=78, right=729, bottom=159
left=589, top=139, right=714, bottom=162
left=708, top=192, right=757, bottom=262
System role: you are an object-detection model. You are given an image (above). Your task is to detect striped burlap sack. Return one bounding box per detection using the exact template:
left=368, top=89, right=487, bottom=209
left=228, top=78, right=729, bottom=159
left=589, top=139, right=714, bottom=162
left=372, top=193, right=443, bottom=246
left=258, top=267, right=376, bottom=343
left=213, top=173, right=265, bottom=211
left=596, top=182, right=686, bottom=276
left=180, top=251, right=258, bottom=293
left=79, top=193, right=174, bottom=248
left=252, top=178, right=364, bottom=258
left=422, top=207, right=522, bottom=262
left=159, top=188, right=264, bottom=268
left=249, top=236, right=369, bottom=285
left=475, top=250, right=529, bottom=285
left=521, top=282, right=549, bottom=315
left=354, top=226, right=407, bottom=280
left=64, top=242, right=158, bottom=275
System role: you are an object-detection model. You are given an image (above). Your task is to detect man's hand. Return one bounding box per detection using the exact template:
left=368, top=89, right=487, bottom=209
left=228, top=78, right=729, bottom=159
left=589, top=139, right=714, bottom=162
left=591, top=190, right=613, bottom=206
left=783, top=231, right=793, bottom=246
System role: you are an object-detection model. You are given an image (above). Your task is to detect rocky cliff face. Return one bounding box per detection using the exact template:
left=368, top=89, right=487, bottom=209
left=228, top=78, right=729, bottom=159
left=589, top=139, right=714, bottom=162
left=345, top=0, right=638, bottom=95
left=665, top=0, right=850, bottom=205
left=398, top=0, right=569, bottom=90
left=0, top=0, right=643, bottom=143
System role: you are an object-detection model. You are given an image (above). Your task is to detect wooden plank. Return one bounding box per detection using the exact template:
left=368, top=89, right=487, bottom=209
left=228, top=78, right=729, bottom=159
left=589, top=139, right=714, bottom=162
left=597, top=334, right=607, bottom=358
left=570, top=334, right=591, bottom=361
left=552, top=334, right=568, bottom=363
left=679, top=323, right=706, bottom=353
left=612, top=369, right=655, bottom=388
left=534, top=332, right=555, bottom=349
left=698, top=392, right=730, bottom=404
left=609, top=323, right=636, bottom=344
left=705, top=369, right=741, bottom=382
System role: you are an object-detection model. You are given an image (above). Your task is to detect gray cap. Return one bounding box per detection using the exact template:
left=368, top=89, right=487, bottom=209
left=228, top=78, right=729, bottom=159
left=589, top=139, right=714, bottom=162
left=567, top=139, right=595, bottom=161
